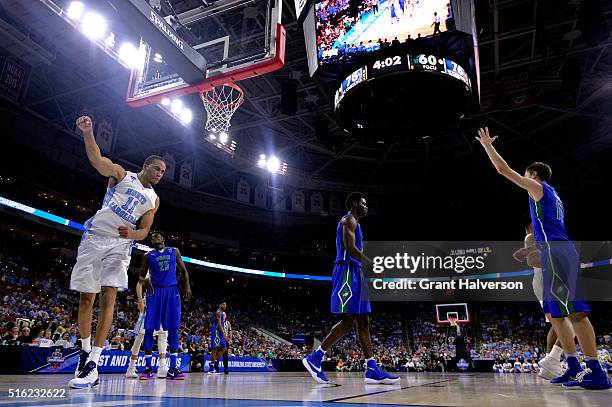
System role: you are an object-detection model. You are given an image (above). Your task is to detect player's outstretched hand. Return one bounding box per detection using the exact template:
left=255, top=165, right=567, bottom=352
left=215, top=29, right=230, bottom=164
left=476, top=127, right=497, bottom=146
left=76, top=116, right=93, bottom=133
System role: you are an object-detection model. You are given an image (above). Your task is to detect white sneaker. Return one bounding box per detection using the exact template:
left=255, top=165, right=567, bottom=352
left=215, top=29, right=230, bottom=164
left=125, top=365, right=138, bottom=378
left=69, top=361, right=99, bottom=389
left=157, top=362, right=169, bottom=378
left=538, top=357, right=563, bottom=380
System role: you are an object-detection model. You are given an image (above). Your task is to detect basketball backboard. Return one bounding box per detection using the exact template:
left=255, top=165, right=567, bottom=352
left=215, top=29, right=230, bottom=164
left=124, top=0, right=285, bottom=106
left=435, top=303, right=470, bottom=324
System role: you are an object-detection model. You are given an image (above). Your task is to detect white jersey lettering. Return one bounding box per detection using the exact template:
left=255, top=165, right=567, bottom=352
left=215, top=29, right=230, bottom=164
left=84, top=171, right=157, bottom=237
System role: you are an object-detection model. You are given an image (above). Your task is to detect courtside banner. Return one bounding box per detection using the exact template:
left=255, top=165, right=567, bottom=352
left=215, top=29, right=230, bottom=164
left=20, top=348, right=190, bottom=373
left=203, top=356, right=275, bottom=372
left=363, top=241, right=612, bottom=302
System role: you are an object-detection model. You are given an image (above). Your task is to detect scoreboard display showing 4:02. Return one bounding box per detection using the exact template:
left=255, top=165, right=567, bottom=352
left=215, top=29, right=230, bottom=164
left=370, top=55, right=406, bottom=74
left=407, top=54, right=446, bottom=72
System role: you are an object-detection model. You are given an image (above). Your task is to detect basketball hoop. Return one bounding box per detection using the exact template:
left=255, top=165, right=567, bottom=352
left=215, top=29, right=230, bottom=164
left=200, top=83, right=244, bottom=133
left=448, top=316, right=458, bottom=327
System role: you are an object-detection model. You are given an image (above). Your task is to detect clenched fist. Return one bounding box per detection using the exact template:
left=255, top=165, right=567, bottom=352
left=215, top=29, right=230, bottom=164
left=76, top=116, right=93, bottom=133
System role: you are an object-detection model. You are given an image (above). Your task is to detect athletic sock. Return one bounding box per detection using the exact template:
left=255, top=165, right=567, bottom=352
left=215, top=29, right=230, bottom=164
left=128, top=358, right=136, bottom=368
left=549, top=345, right=563, bottom=360
left=169, top=353, right=178, bottom=369
left=81, top=336, right=91, bottom=352
left=145, top=355, right=152, bottom=369
left=87, top=346, right=102, bottom=365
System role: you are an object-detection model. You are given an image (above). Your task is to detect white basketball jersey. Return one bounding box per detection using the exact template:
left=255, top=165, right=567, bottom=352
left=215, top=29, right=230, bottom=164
left=84, top=171, right=158, bottom=237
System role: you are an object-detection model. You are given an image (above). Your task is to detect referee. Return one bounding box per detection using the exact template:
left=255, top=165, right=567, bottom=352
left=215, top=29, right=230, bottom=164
left=222, top=312, right=232, bottom=374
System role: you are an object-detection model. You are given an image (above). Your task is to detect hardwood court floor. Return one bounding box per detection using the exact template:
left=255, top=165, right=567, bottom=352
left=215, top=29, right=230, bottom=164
left=0, top=372, right=610, bottom=406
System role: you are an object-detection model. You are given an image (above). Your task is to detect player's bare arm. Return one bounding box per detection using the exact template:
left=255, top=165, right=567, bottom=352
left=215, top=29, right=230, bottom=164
left=174, top=248, right=192, bottom=301
left=76, top=115, right=126, bottom=182
left=216, top=311, right=227, bottom=339
left=118, top=197, right=160, bottom=241
left=135, top=279, right=145, bottom=313
left=476, top=127, right=543, bottom=201
left=138, top=252, right=153, bottom=295
left=342, top=216, right=371, bottom=264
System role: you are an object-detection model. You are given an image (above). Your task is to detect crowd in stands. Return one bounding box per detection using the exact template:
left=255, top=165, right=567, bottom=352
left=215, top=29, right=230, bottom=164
left=1, top=233, right=611, bottom=374
left=0, top=172, right=334, bottom=277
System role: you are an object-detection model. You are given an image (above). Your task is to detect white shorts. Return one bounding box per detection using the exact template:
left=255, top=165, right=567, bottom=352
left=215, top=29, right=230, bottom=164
left=70, top=233, right=132, bottom=293
left=532, top=267, right=551, bottom=322
left=532, top=267, right=544, bottom=305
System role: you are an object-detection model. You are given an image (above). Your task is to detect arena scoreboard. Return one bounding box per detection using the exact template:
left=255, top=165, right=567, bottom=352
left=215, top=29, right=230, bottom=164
left=335, top=54, right=472, bottom=111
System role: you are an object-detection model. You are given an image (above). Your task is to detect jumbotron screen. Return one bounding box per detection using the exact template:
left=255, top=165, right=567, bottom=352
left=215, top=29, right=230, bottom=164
left=316, top=0, right=452, bottom=64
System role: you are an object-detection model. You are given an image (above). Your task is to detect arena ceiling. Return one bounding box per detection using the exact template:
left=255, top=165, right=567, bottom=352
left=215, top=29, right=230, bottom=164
left=0, top=0, right=611, bottom=198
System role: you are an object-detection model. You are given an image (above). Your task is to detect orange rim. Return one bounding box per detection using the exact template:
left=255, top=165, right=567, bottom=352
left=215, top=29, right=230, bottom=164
left=200, top=83, right=244, bottom=110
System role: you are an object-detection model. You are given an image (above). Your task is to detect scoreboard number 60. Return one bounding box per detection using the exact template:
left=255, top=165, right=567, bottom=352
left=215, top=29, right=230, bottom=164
left=419, top=55, right=439, bottom=66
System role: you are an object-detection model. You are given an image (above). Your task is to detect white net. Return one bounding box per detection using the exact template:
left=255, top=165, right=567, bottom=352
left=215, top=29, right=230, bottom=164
left=200, top=83, right=244, bottom=133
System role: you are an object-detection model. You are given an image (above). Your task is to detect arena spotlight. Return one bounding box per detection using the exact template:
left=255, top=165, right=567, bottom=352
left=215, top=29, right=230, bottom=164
left=154, top=53, right=163, bottom=63
left=161, top=98, right=171, bottom=107
left=104, top=32, right=116, bottom=48
left=219, top=132, right=229, bottom=144
left=170, top=99, right=183, bottom=114
left=267, top=156, right=280, bottom=172
left=66, top=1, right=84, bottom=20
left=118, top=43, right=140, bottom=68
left=257, top=155, right=288, bottom=175
left=204, top=131, right=237, bottom=156
left=81, top=12, right=107, bottom=40
left=179, top=108, right=193, bottom=124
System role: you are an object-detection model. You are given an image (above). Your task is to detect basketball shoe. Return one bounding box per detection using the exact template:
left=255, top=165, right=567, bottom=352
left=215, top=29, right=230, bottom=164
left=562, top=360, right=612, bottom=390
left=365, top=359, right=400, bottom=385
left=139, top=367, right=155, bottom=380
left=167, top=367, right=185, bottom=380
left=157, top=359, right=169, bottom=378
left=538, top=356, right=563, bottom=380
left=302, top=349, right=330, bottom=384
left=550, top=356, right=582, bottom=384
left=68, top=361, right=99, bottom=388
left=74, top=350, right=89, bottom=378
left=125, top=365, right=138, bottom=378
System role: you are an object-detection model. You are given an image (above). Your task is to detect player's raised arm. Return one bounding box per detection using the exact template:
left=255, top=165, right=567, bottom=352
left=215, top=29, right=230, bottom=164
left=118, top=197, right=160, bottom=241
left=342, top=216, right=371, bottom=264
left=476, top=127, right=543, bottom=201
left=174, top=248, right=192, bottom=301
left=76, top=115, right=126, bottom=181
